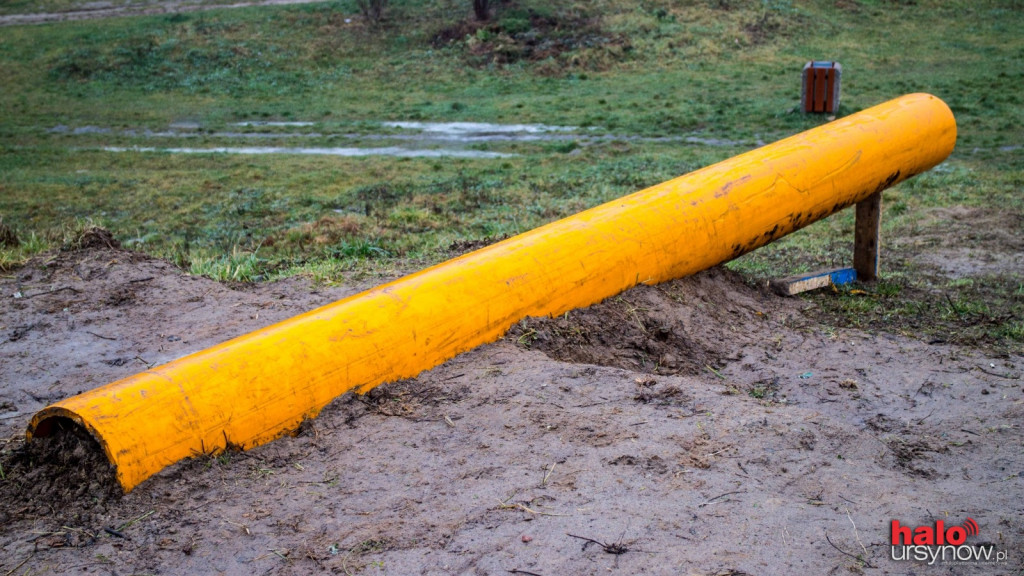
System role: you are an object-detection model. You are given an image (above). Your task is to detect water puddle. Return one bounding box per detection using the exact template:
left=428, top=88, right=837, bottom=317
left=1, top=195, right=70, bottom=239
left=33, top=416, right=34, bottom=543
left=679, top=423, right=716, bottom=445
left=102, top=146, right=515, bottom=159
left=683, top=135, right=755, bottom=147
left=382, top=121, right=577, bottom=134
left=50, top=119, right=762, bottom=151
left=149, top=131, right=326, bottom=139
left=376, top=122, right=758, bottom=147
left=49, top=125, right=112, bottom=135
left=966, top=145, right=1023, bottom=155
left=232, top=121, right=317, bottom=127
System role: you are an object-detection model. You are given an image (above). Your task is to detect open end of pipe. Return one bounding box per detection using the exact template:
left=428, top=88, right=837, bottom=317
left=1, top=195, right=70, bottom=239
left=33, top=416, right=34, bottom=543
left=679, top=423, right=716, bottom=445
left=21, top=413, right=124, bottom=498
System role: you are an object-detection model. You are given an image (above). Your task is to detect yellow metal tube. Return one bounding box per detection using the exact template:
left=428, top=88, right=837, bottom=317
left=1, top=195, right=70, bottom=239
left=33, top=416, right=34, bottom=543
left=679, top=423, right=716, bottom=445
left=28, top=93, right=956, bottom=492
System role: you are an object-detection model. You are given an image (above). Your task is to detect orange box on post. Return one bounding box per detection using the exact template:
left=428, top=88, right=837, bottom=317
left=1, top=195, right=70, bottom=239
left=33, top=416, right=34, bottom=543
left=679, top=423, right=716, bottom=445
left=802, top=61, right=842, bottom=113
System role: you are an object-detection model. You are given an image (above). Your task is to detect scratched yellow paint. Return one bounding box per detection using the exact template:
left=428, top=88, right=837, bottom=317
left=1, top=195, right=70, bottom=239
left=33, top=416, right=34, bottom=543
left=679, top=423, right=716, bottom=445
left=28, top=94, right=956, bottom=491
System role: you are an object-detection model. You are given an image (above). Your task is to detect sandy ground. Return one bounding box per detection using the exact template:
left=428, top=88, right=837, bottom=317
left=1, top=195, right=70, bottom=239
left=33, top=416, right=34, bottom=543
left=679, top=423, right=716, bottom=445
left=0, top=231, right=1021, bottom=575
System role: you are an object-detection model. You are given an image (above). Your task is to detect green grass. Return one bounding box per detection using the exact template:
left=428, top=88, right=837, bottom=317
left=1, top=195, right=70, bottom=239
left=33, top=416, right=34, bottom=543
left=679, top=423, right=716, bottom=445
left=2, top=0, right=1016, bottom=138
left=0, top=0, right=1021, bottom=347
left=0, top=144, right=724, bottom=271
left=0, top=0, right=267, bottom=16
left=0, top=218, right=104, bottom=271
left=187, top=245, right=267, bottom=282
left=0, top=231, right=49, bottom=272
left=808, top=272, right=1024, bottom=350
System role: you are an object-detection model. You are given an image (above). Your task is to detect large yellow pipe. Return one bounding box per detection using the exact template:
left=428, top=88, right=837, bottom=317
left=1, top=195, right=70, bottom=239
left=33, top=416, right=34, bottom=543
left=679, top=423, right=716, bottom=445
left=28, top=94, right=956, bottom=491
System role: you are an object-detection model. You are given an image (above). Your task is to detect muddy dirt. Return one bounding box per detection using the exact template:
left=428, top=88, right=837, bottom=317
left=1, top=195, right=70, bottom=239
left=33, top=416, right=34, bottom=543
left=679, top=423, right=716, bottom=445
left=0, top=240, right=1021, bottom=575
left=909, top=207, right=1024, bottom=279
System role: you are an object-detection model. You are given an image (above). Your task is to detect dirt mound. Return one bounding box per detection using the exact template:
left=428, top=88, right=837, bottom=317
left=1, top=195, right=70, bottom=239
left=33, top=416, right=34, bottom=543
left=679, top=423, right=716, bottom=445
left=67, top=226, right=122, bottom=251
left=0, top=419, right=120, bottom=528
left=509, top=267, right=791, bottom=375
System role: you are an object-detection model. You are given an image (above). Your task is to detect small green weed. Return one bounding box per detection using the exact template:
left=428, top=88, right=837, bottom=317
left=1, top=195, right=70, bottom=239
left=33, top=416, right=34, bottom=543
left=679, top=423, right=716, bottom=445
left=188, top=247, right=266, bottom=282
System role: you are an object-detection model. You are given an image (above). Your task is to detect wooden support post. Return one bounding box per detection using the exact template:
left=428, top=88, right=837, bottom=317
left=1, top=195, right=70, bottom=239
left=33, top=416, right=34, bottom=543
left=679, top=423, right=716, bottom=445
left=772, top=191, right=883, bottom=295
left=854, top=192, right=882, bottom=281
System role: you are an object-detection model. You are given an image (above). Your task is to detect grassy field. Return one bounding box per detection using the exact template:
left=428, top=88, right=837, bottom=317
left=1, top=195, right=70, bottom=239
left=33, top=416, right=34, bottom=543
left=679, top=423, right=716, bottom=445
left=1, top=0, right=1021, bottom=346
left=0, top=0, right=281, bottom=17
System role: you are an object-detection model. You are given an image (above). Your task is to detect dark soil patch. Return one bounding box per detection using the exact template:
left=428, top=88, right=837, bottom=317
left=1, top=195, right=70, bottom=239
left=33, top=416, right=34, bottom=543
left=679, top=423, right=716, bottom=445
left=359, top=377, right=470, bottom=419
left=103, top=286, right=137, bottom=306
left=67, top=226, right=121, bottom=251
left=431, top=17, right=486, bottom=46
left=0, top=419, right=121, bottom=525
left=884, top=436, right=948, bottom=479
left=632, top=377, right=690, bottom=406
left=433, top=7, right=632, bottom=71
left=742, top=9, right=803, bottom=45
left=509, top=267, right=787, bottom=375
left=446, top=233, right=510, bottom=256
left=607, top=454, right=670, bottom=475
left=0, top=219, right=18, bottom=248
